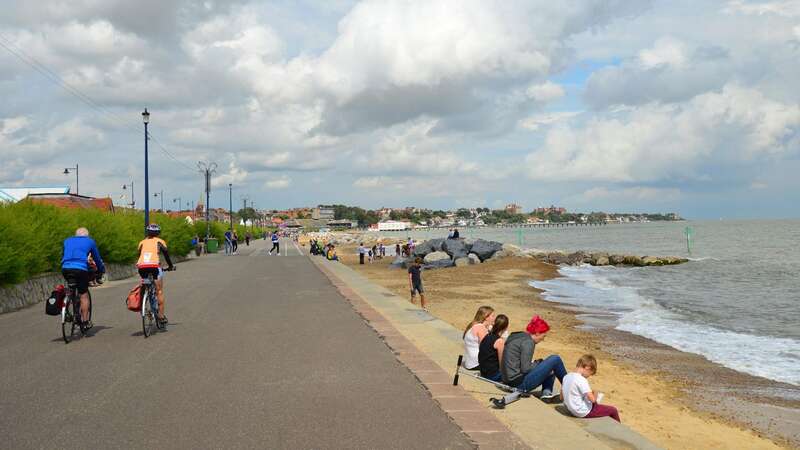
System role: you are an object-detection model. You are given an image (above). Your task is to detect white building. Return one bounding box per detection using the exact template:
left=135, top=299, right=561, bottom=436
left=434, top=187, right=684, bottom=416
left=377, top=220, right=411, bottom=231
left=0, top=186, right=70, bottom=203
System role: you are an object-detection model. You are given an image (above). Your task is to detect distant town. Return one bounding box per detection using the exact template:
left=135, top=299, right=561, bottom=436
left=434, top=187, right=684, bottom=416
left=263, top=203, right=683, bottom=231
left=0, top=187, right=682, bottom=231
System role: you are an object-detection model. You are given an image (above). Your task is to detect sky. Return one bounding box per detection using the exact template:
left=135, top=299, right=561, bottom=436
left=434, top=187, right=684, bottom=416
left=1, top=0, right=799, bottom=219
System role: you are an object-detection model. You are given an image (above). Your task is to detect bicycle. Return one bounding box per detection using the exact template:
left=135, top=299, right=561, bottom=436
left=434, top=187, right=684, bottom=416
left=140, top=267, right=174, bottom=338
left=61, top=284, right=93, bottom=344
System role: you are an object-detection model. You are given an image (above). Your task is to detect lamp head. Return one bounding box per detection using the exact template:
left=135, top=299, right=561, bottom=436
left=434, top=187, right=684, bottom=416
left=63, top=168, right=70, bottom=175
left=142, top=108, right=150, bottom=124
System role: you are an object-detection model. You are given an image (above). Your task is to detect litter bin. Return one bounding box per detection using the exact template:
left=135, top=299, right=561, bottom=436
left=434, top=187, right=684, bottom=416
left=205, top=238, right=219, bottom=253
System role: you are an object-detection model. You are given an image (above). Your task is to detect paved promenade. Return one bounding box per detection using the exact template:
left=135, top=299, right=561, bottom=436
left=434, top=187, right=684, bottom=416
left=0, top=239, right=473, bottom=449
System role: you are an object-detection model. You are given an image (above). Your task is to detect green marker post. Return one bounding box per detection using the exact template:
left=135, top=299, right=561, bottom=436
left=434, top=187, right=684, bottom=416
left=685, top=226, right=693, bottom=255
left=517, top=228, right=523, bottom=246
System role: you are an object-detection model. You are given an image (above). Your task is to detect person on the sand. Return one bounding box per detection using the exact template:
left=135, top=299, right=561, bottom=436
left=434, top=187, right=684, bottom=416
left=462, top=306, right=495, bottom=370
left=479, top=314, right=509, bottom=382
left=562, top=354, right=621, bottom=422
left=408, top=257, right=427, bottom=310
left=491, top=315, right=566, bottom=409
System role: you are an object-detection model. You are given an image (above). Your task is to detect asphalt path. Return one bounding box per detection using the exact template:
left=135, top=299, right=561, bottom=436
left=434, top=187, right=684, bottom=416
left=0, top=239, right=473, bottom=449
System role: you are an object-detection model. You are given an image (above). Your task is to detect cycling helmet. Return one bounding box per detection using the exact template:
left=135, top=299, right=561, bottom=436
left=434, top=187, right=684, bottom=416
left=146, top=223, right=161, bottom=236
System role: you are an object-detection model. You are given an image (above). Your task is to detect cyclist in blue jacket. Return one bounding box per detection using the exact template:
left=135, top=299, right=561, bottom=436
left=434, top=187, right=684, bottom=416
left=62, top=227, right=105, bottom=328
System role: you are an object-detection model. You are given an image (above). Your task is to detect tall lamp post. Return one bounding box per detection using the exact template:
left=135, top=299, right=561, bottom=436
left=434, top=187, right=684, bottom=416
left=228, top=183, right=233, bottom=231
left=173, top=197, right=182, bottom=213
left=197, top=162, right=217, bottom=242
left=63, top=165, right=79, bottom=195
left=122, top=181, right=135, bottom=208
left=142, top=108, right=150, bottom=229
left=154, top=190, right=164, bottom=212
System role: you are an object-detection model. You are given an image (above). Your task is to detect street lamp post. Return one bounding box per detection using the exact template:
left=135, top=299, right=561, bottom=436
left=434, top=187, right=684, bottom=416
left=142, top=108, right=150, bottom=230
left=228, top=183, right=233, bottom=231
left=154, top=190, right=164, bottom=212
left=122, top=181, right=135, bottom=208
left=63, top=165, right=79, bottom=195
left=173, top=197, right=182, bottom=213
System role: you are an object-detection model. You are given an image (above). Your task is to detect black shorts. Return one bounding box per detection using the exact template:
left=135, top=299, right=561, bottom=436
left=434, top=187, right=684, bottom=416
left=411, top=282, right=424, bottom=295
left=138, top=267, right=162, bottom=280
left=62, top=269, right=90, bottom=294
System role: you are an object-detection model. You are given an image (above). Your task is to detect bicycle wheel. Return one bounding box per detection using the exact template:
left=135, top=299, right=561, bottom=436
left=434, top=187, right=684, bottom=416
left=61, top=298, right=75, bottom=344
left=142, top=288, right=154, bottom=338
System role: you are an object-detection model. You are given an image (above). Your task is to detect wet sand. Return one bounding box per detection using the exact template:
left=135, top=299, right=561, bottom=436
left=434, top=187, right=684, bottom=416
left=339, top=251, right=799, bottom=449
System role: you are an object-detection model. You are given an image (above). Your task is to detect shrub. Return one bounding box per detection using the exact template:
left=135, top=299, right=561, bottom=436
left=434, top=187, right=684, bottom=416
left=0, top=202, right=196, bottom=286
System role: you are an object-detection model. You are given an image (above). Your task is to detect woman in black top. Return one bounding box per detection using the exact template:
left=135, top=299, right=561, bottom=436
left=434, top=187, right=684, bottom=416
left=478, top=314, right=509, bottom=382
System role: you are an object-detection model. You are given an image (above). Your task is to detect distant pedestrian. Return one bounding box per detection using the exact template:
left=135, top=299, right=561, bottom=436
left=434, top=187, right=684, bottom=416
left=269, top=231, right=280, bottom=255
left=453, top=228, right=460, bottom=239
left=358, top=243, right=366, bottom=264
left=408, top=257, right=427, bottom=310
left=447, top=229, right=454, bottom=239
left=380, top=243, right=386, bottom=258
left=395, top=243, right=401, bottom=257
left=224, top=230, right=233, bottom=255
left=245, top=232, right=252, bottom=246
left=232, top=231, right=239, bottom=253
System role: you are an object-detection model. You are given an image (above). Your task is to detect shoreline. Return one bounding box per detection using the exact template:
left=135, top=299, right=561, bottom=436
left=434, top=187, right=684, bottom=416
left=335, top=249, right=797, bottom=449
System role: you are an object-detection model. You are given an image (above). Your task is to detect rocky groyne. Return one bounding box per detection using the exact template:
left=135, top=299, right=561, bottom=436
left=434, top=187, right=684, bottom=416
left=390, top=238, right=689, bottom=270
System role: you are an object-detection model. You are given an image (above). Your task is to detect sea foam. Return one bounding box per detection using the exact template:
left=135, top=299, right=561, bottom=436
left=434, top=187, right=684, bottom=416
left=531, top=265, right=800, bottom=386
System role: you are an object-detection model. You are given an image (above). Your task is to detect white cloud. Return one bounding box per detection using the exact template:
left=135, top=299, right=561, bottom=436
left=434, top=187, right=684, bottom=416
left=264, top=176, right=291, bottom=189
left=526, top=81, right=565, bottom=103
left=526, top=84, right=800, bottom=183
left=353, top=176, right=388, bottom=188
left=519, top=111, right=581, bottom=130
left=578, top=186, right=681, bottom=201
left=724, top=0, right=800, bottom=17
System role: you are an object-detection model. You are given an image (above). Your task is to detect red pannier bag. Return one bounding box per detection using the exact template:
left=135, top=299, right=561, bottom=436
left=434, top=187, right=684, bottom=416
left=126, top=283, right=142, bottom=312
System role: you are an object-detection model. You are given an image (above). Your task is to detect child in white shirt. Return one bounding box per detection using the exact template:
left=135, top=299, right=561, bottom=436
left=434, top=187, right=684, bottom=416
left=561, top=354, right=620, bottom=422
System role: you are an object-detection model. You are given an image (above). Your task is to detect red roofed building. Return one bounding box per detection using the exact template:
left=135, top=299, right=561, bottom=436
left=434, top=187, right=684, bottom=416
left=26, top=193, right=115, bottom=212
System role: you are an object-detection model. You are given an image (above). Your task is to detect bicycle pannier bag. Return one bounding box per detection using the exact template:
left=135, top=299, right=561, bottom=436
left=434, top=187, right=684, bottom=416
left=45, top=285, right=65, bottom=315
left=126, top=284, right=142, bottom=312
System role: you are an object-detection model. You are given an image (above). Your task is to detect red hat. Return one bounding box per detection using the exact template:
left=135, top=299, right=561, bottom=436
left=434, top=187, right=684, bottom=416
left=526, top=315, right=550, bottom=334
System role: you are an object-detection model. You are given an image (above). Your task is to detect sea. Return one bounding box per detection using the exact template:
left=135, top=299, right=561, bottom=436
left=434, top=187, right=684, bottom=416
left=385, top=220, right=800, bottom=388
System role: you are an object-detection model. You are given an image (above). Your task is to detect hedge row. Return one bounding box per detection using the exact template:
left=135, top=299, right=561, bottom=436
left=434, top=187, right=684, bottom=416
left=0, top=201, right=267, bottom=286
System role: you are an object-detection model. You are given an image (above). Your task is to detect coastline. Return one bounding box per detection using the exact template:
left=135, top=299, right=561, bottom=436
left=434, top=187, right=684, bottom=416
left=336, top=249, right=797, bottom=449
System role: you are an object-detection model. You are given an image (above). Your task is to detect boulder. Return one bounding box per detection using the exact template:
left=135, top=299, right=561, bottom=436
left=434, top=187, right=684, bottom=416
left=442, top=239, right=469, bottom=259
left=471, top=239, right=503, bottom=261
left=424, top=251, right=450, bottom=264
left=642, top=256, right=663, bottom=266
left=414, top=238, right=445, bottom=257
left=423, top=258, right=455, bottom=270
left=502, top=243, right=526, bottom=257
left=609, top=254, right=626, bottom=265
left=567, top=251, right=587, bottom=265
left=546, top=252, right=568, bottom=265
left=623, top=255, right=644, bottom=267
left=454, top=257, right=472, bottom=267
left=663, top=256, right=689, bottom=265
left=489, top=249, right=511, bottom=261
left=468, top=253, right=481, bottom=265
left=389, top=256, right=410, bottom=269
left=594, top=256, right=610, bottom=266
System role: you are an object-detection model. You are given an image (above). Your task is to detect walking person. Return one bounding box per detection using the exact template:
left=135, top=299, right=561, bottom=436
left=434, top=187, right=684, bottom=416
left=408, top=257, right=427, bottom=310
left=245, top=232, right=251, bottom=246
left=224, top=229, right=233, bottom=255
left=269, top=231, right=280, bottom=255
left=232, top=231, right=239, bottom=254
left=358, top=243, right=366, bottom=264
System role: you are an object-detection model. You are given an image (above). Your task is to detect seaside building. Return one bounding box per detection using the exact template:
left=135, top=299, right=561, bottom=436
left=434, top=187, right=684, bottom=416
left=377, top=220, right=411, bottom=231
left=26, top=192, right=115, bottom=212
left=534, top=205, right=567, bottom=215
left=312, top=205, right=335, bottom=220
left=505, top=203, right=522, bottom=214
left=0, top=186, right=71, bottom=203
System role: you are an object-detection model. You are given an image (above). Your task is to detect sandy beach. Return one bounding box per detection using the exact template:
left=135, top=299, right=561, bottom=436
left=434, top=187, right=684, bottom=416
left=332, top=246, right=799, bottom=449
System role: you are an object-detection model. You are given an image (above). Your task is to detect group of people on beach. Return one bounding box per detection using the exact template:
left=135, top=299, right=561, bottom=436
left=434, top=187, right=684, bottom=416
left=357, top=242, right=386, bottom=264
left=461, top=306, right=620, bottom=422
left=309, top=239, right=339, bottom=261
